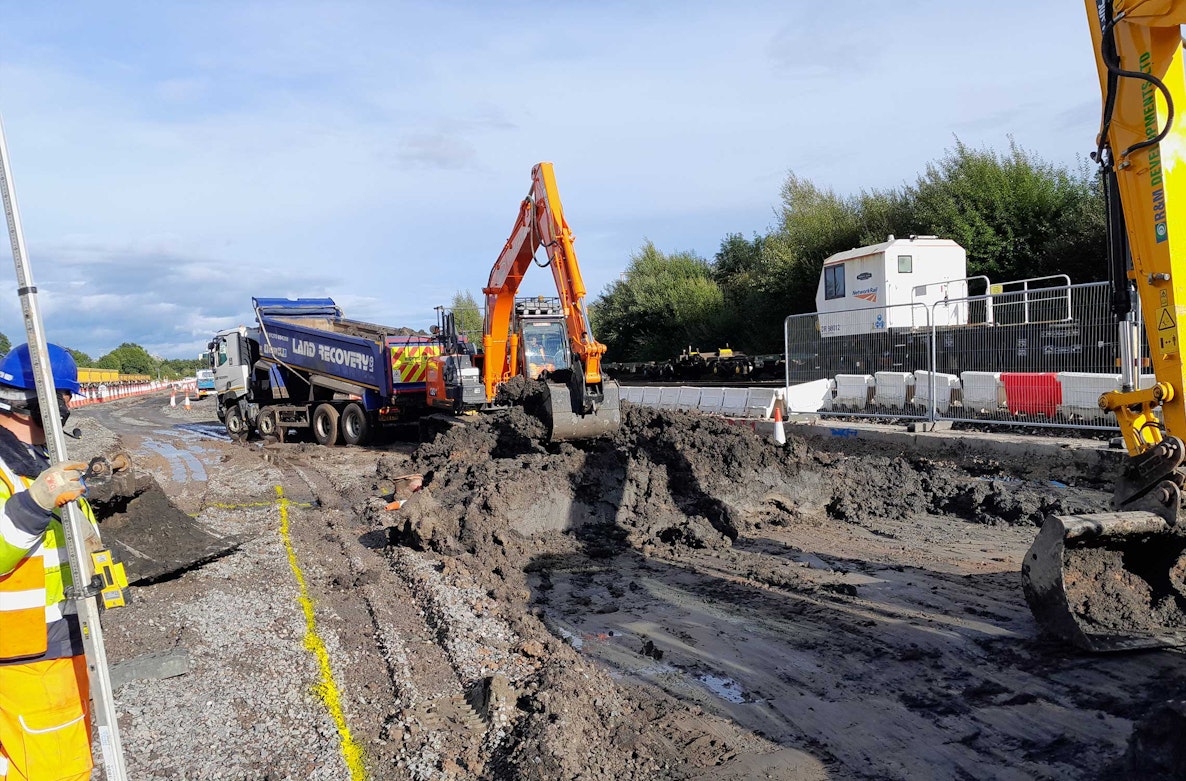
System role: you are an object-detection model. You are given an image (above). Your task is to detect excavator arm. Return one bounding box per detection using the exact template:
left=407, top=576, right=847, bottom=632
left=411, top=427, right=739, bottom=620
left=482, top=163, right=620, bottom=440
left=1021, top=0, right=1186, bottom=651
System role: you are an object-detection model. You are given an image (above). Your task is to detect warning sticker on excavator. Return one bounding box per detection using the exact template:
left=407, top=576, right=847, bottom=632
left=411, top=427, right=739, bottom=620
left=1158, top=307, right=1176, bottom=331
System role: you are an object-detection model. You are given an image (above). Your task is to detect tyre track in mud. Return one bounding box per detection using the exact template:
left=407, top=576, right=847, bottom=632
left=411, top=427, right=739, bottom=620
left=527, top=513, right=1186, bottom=780
left=81, top=396, right=398, bottom=776
left=85, top=395, right=495, bottom=778
left=276, top=451, right=494, bottom=779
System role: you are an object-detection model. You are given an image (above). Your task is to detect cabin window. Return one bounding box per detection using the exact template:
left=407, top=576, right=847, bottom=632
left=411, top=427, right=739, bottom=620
left=824, top=265, right=845, bottom=300
left=897, top=254, right=913, bottom=273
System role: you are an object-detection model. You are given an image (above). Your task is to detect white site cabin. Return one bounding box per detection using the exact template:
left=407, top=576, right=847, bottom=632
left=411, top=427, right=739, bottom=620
left=816, top=236, right=971, bottom=338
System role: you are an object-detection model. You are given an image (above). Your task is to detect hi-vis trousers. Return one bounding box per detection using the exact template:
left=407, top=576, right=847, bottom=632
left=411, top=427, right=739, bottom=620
left=0, top=656, right=92, bottom=781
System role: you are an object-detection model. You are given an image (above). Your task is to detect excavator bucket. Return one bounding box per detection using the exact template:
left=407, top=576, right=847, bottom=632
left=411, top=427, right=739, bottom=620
left=1022, top=508, right=1186, bottom=652
left=85, top=454, right=243, bottom=584
left=546, top=379, right=621, bottom=441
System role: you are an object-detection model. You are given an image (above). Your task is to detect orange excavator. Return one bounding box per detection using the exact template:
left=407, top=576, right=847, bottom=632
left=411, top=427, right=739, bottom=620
left=428, top=163, right=620, bottom=440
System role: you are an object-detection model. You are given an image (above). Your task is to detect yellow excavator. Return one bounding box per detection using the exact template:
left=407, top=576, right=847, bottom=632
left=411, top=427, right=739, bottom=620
left=1022, top=0, right=1186, bottom=651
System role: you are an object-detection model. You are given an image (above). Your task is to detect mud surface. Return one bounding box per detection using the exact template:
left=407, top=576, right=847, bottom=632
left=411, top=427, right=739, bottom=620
left=1063, top=543, right=1186, bottom=635
left=71, top=393, right=1186, bottom=780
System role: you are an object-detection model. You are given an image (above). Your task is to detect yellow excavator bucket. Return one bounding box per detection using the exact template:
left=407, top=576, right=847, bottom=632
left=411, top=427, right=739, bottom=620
left=1022, top=506, right=1186, bottom=652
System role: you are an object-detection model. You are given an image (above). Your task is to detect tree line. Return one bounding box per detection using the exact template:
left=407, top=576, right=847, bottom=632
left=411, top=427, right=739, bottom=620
left=590, top=140, right=1108, bottom=360
left=0, top=334, right=204, bottom=380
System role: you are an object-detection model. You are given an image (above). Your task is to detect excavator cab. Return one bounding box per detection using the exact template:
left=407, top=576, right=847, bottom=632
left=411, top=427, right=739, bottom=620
left=520, top=320, right=569, bottom=378
left=512, top=298, right=620, bottom=441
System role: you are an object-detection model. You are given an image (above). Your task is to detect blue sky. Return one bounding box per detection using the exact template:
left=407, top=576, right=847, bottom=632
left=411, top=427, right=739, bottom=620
left=0, top=1, right=1101, bottom=359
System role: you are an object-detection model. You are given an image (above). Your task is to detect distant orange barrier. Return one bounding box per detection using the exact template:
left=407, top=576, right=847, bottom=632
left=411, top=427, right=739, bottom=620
left=68, top=380, right=193, bottom=408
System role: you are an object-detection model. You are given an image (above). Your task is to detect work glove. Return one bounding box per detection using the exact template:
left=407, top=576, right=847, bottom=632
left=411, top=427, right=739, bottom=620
left=28, top=461, right=88, bottom=510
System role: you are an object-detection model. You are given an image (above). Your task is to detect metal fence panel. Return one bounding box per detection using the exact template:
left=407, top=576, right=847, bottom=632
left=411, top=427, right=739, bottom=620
left=784, top=301, right=930, bottom=420
left=931, top=282, right=1119, bottom=429
left=784, top=280, right=1137, bottom=431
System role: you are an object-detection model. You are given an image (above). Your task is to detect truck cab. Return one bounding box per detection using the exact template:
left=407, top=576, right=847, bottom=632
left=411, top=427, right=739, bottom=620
left=195, top=369, right=216, bottom=398
left=208, top=326, right=263, bottom=437
left=209, top=327, right=256, bottom=401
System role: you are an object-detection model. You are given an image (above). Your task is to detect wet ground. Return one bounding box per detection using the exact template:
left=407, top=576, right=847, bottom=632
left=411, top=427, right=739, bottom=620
left=73, top=393, right=1186, bottom=780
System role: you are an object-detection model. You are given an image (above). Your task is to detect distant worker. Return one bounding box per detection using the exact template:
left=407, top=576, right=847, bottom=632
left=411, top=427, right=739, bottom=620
left=544, top=335, right=568, bottom=370
left=524, top=334, right=548, bottom=378
left=0, top=344, right=96, bottom=781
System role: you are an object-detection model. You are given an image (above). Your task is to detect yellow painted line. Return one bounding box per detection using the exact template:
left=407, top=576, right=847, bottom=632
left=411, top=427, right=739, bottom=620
left=208, top=500, right=314, bottom=511
left=275, top=485, right=368, bottom=780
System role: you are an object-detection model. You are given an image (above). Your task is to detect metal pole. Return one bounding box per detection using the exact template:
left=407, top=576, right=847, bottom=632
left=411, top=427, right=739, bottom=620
left=0, top=113, right=128, bottom=779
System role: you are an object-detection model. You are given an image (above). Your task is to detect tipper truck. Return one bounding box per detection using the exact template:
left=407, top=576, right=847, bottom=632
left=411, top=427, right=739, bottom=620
left=210, top=297, right=483, bottom=444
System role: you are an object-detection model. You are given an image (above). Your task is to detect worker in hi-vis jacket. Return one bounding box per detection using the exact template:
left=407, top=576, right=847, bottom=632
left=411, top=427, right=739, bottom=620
left=0, top=344, right=95, bottom=781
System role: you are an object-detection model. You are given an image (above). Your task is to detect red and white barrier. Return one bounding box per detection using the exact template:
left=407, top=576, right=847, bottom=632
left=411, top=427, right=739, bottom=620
left=67, top=379, right=193, bottom=409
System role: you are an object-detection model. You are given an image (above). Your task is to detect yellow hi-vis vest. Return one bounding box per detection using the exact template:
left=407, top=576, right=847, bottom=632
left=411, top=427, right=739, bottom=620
left=0, top=462, right=98, bottom=661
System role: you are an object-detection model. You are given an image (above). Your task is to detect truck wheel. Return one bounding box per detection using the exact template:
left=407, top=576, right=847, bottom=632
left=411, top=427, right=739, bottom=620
left=340, top=403, right=370, bottom=446
left=312, top=404, right=340, bottom=446
left=225, top=405, right=248, bottom=442
left=258, top=408, right=279, bottom=440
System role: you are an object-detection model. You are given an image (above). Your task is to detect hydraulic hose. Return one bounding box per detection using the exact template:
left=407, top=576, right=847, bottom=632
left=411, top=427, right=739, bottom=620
left=1097, top=10, right=1175, bottom=161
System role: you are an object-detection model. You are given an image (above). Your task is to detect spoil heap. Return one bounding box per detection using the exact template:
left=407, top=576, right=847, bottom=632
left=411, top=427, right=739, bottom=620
left=393, top=404, right=1107, bottom=564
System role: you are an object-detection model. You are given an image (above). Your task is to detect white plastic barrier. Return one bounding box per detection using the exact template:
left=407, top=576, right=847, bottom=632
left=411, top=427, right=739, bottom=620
left=873, top=371, right=914, bottom=409
left=676, top=386, right=702, bottom=411
left=912, top=370, right=961, bottom=414
left=623, top=386, right=644, bottom=404
left=698, top=388, right=725, bottom=414
left=959, top=372, right=1005, bottom=414
left=658, top=387, right=680, bottom=410
left=719, top=388, right=750, bottom=417
left=833, top=374, right=874, bottom=409
left=1057, top=372, right=1119, bottom=421
left=785, top=379, right=832, bottom=414
left=744, top=388, right=778, bottom=418
left=641, top=387, right=663, bottom=407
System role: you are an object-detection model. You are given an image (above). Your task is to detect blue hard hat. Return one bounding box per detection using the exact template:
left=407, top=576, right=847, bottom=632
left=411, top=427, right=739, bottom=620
left=0, top=343, right=80, bottom=395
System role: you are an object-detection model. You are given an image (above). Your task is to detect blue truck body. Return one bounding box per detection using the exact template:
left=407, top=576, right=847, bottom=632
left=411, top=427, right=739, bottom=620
left=211, top=297, right=452, bottom=445
left=195, top=370, right=216, bottom=397
left=253, top=298, right=437, bottom=413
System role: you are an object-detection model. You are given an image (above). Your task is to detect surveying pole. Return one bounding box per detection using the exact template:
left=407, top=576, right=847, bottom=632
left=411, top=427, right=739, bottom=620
left=0, top=114, right=129, bottom=779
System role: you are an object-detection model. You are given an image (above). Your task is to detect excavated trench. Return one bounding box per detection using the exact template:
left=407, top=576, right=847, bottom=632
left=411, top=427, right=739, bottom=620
left=392, top=404, right=1109, bottom=559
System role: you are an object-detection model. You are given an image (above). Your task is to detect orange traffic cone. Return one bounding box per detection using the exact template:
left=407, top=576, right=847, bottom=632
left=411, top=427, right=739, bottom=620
left=170, top=390, right=177, bottom=408
left=183, top=393, right=192, bottom=411
left=773, top=404, right=786, bottom=446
